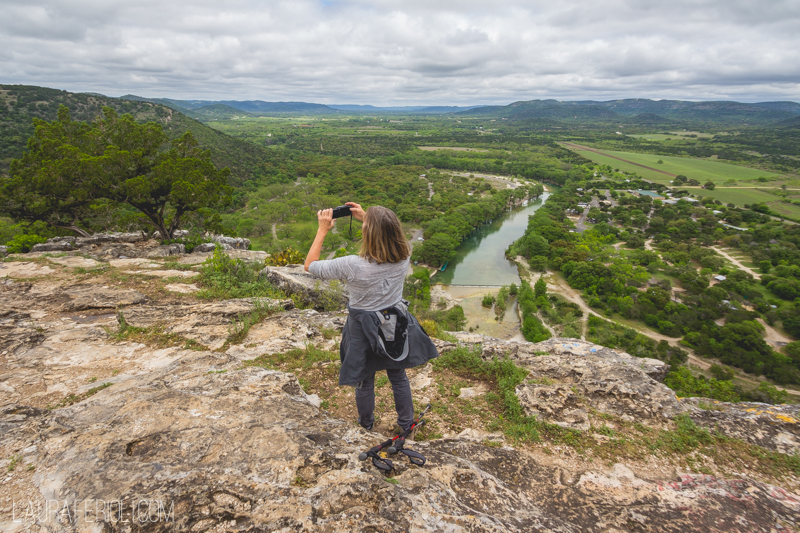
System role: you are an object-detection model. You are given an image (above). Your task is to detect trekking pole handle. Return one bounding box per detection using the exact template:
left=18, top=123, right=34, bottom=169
left=358, top=437, right=394, bottom=461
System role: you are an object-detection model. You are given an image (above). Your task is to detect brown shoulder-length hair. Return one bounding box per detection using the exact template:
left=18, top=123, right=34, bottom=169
left=359, top=206, right=411, bottom=264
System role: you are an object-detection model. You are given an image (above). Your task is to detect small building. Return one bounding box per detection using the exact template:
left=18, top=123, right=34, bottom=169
left=714, top=275, right=727, bottom=282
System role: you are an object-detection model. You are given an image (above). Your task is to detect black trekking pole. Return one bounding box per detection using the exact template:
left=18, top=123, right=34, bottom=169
left=357, top=436, right=395, bottom=472
left=386, top=404, right=431, bottom=466
left=357, top=404, right=432, bottom=472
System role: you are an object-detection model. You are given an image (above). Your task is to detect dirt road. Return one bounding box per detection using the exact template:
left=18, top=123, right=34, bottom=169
left=537, top=261, right=800, bottom=397
left=711, top=246, right=761, bottom=280
left=758, top=318, right=794, bottom=346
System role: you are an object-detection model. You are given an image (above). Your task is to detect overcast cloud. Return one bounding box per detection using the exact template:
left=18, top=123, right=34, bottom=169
left=1, top=0, right=799, bottom=104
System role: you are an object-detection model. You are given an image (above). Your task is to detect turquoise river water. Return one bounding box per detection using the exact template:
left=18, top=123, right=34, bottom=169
left=432, top=191, right=552, bottom=286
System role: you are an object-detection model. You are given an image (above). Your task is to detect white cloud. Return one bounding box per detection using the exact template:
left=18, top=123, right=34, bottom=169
left=0, top=0, right=798, bottom=104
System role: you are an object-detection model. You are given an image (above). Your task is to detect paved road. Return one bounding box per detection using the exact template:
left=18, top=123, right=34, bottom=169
left=575, top=197, right=599, bottom=233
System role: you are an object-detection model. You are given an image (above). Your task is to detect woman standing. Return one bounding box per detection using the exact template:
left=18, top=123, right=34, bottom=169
left=304, top=202, right=438, bottom=432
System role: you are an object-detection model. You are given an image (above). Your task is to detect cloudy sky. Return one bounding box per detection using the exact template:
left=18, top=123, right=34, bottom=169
left=2, top=0, right=799, bottom=105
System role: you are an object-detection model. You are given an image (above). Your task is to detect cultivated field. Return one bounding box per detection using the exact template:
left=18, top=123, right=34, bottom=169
left=689, top=187, right=800, bottom=218
left=568, top=145, right=782, bottom=184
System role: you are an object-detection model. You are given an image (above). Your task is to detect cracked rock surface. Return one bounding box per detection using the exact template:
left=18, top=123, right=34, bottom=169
left=1, top=264, right=799, bottom=531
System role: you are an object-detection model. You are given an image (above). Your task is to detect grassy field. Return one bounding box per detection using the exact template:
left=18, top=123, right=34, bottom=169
left=691, top=187, right=780, bottom=205
left=571, top=146, right=783, bottom=184
left=764, top=200, right=800, bottom=220
left=688, top=187, right=800, bottom=217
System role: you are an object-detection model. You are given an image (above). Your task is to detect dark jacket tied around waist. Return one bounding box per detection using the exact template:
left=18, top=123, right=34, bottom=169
left=339, top=302, right=439, bottom=386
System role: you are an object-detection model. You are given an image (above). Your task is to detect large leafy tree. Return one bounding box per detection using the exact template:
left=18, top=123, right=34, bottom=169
left=1, top=105, right=232, bottom=239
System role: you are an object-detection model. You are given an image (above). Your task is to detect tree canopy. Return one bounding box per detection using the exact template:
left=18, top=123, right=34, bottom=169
left=1, top=105, right=232, bottom=239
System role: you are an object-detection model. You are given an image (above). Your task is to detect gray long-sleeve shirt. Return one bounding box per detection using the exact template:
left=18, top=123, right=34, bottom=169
left=308, top=255, right=409, bottom=311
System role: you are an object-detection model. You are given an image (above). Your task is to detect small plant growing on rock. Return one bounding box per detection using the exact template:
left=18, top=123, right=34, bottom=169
left=265, top=247, right=305, bottom=266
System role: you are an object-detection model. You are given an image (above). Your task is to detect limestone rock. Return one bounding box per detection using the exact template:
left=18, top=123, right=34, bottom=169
left=213, top=235, right=250, bottom=250
left=180, top=250, right=267, bottom=265
left=46, top=256, right=101, bottom=268
left=165, top=283, right=201, bottom=294
left=515, top=354, right=684, bottom=429
left=58, top=284, right=148, bottom=311
left=410, top=363, right=433, bottom=391
left=228, top=250, right=268, bottom=263
left=0, top=261, right=57, bottom=278
left=121, top=298, right=294, bottom=350
left=124, top=269, right=200, bottom=279
left=75, top=232, right=146, bottom=246
left=455, top=427, right=504, bottom=443
left=109, top=258, right=161, bottom=268
left=193, top=242, right=218, bottom=253
left=682, top=397, right=800, bottom=454
left=260, top=265, right=347, bottom=310
left=30, top=241, right=76, bottom=253
left=96, top=242, right=144, bottom=259
left=145, top=243, right=186, bottom=257
left=2, top=358, right=798, bottom=532
left=458, top=383, right=488, bottom=399
left=3, top=276, right=800, bottom=531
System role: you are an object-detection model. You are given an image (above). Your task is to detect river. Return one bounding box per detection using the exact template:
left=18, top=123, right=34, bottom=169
left=432, top=191, right=552, bottom=286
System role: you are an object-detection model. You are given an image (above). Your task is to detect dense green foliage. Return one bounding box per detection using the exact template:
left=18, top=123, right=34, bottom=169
left=511, top=167, right=799, bottom=388
left=1, top=106, right=232, bottom=239
left=516, top=280, right=551, bottom=342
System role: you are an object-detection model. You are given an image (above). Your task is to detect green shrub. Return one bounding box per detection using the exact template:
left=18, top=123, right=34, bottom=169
left=482, top=293, right=496, bottom=308
left=745, top=381, right=789, bottom=404
left=198, top=246, right=284, bottom=300
left=5, top=234, right=47, bottom=253
left=664, top=367, right=740, bottom=402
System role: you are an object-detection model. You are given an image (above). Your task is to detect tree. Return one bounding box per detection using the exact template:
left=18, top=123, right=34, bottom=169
left=704, top=181, right=716, bottom=190
left=1, top=106, right=232, bottom=239
left=412, top=232, right=456, bottom=267
left=534, top=277, right=547, bottom=298
left=673, top=175, right=687, bottom=186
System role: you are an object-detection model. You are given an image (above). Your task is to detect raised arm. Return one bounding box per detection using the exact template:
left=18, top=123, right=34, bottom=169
left=304, top=208, right=335, bottom=272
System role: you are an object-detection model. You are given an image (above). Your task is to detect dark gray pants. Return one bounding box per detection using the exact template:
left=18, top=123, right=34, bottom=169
left=355, top=368, right=414, bottom=431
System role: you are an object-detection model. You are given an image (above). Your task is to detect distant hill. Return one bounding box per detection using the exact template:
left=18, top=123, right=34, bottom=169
left=183, top=103, right=254, bottom=120
left=122, top=96, right=339, bottom=115
left=622, top=113, right=677, bottom=125
left=457, top=98, right=800, bottom=125
left=328, top=104, right=485, bottom=113
left=1, top=85, right=274, bottom=184
left=776, top=115, right=800, bottom=129
left=459, top=100, right=619, bottom=121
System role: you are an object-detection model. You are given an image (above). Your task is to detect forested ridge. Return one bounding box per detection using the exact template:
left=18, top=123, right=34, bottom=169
left=0, top=85, right=272, bottom=185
